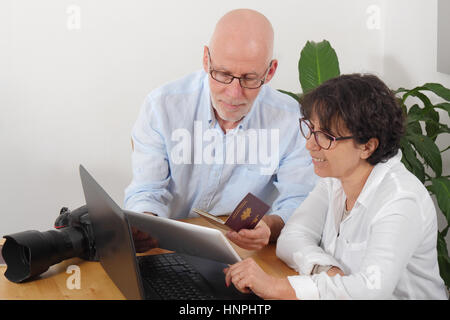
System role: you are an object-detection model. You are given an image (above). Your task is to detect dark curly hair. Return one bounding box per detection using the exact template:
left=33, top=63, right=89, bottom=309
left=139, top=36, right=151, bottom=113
left=300, top=73, right=405, bottom=165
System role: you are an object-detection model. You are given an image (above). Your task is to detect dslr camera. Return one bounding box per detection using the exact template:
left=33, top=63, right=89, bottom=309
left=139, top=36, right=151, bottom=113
left=1, top=205, right=97, bottom=283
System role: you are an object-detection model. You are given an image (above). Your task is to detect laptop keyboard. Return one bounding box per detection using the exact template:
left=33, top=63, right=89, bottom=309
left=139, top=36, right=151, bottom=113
left=138, top=253, right=215, bottom=300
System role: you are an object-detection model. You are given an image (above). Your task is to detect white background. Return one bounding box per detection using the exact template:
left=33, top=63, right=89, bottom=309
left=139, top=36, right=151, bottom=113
left=1, top=0, right=449, bottom=244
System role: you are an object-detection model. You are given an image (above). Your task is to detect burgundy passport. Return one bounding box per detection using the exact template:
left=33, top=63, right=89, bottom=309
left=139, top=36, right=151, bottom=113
left=193, top=193, right=270, bottom=232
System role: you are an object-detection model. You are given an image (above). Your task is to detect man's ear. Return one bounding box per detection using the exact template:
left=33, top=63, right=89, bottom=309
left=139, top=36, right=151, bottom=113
left=360, top=137, right=379, bottom=160
left=263, top=59, right=278, bottom=84
left=202, top=46, right=209, bottom=73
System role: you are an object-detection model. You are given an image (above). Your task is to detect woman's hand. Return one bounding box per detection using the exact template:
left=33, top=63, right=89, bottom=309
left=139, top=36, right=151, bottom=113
left=327, top=266, right=345, bottom=277
left=223, top=258, right=297, bottom=300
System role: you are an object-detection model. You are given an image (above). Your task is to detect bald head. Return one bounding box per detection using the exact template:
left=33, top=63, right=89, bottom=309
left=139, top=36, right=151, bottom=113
left=209, top=9, right=274, bottom=64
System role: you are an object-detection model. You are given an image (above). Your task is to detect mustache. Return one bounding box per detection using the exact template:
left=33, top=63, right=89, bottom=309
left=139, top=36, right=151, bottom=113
left=220, top=99, right=248, bottom=106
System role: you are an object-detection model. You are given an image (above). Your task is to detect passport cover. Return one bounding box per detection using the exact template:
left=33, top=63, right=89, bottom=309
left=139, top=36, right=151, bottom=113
left=193, top=193, right=270, bottom=232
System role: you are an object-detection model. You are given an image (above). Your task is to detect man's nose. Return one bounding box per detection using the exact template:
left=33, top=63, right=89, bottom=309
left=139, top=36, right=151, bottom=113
left=226, top=78, right=244, bottom=99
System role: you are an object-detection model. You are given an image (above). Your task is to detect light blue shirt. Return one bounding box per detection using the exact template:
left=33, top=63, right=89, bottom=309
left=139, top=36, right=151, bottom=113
left=124, top=70, right=317, bottom=222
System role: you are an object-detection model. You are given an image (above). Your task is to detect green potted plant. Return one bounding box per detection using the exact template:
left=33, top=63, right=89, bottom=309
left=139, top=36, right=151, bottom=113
left=280, top=40, right=450, bottom=288
left=396, top=84, right=450, bottom=288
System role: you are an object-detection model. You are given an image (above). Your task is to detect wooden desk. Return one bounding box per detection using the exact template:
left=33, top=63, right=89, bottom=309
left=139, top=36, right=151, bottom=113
left=0, top=217, right=297, bottom=300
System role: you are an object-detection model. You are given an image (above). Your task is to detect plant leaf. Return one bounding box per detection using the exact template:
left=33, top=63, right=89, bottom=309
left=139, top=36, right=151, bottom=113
left=397, top=97, right=408, bottom=116
left=406, top=133, right=442, bottom=177
left=277, top=89, right=301, bottom=103
left=406, top=104, right=424, bottom=123
left=399, top=138, right=425, bottom=183
left=421, top=83, right=450, bottom=101
left=437, top=231, right=450, bottom=288
left=405, top=90, right=434, bottom=109
left=437, top=254, right=450, bottom=289
left=406, top=105, right=440, bottom=127
left=425, top=121, right=440, bottom=141
left=298, top=40, right=340, bottom=94
left=405, top=120, right=423, bottom=135
left=435, top=102, right=450, bottom=117
left=395, top=87, right=409, bottom=94
left=430, top=177, right=450, bottom=221
left=401, top=83, right=450, bottom=103
left=437, top=122, right=450, bottom=135
left=423, top=108, right=440, bottom=140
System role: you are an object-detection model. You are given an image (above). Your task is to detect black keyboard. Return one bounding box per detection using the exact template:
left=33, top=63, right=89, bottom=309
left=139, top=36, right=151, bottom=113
left=137, top=253, right=215, bottom=300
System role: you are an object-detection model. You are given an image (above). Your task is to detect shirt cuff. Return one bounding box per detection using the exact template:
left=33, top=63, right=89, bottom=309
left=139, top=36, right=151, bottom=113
left=293, top=251, right=345, bottom=275
left=287, top=275, right=320, bottom=300
left=269, top=209, right=293, bottom=224
left=124, top=202, right=166, bottom=218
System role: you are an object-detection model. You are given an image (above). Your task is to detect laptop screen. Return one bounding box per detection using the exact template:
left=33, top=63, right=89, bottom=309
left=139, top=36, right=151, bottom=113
left=79, top=165, right=144, bottom=300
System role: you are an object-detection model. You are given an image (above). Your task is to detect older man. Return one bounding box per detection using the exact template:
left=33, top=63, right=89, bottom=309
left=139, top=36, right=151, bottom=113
left=124, top=9, right=316, bottom=251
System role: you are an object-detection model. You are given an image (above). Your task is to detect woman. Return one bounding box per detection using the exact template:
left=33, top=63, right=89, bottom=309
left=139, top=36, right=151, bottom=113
left=223, top=74, right=448, bottom=299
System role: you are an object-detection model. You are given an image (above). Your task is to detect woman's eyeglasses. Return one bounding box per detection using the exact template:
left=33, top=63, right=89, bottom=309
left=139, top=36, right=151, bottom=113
left=299, top=118, right=353, bottom=150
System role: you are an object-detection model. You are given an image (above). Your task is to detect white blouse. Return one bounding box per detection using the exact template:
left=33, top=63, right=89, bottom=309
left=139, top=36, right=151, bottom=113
left=276, top=151, right=448, bottom=299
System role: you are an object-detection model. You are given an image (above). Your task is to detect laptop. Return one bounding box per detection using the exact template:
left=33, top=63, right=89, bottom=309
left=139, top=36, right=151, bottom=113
left=79, top=165, right=259, bottom=300
left=123, top=209, right=241, bottom=264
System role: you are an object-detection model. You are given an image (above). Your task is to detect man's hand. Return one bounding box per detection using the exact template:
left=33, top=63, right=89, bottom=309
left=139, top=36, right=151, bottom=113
left=226, top=219, right=271, bottom=250
left=131, top=226, right=158, bottom=253
left=225, top=215, right=285, bottom=250
left=131, top=212, right=159, bottom=253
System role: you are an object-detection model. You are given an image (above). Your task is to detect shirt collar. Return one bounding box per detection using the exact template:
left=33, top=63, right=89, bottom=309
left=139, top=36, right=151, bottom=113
left=355, top=150, right=403, bottom=208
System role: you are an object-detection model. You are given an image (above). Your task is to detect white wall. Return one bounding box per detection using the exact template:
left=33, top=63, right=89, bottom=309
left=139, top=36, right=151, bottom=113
left=0, top=0, right=448, bottom=239
left=383, top=0, right=450, bottom=239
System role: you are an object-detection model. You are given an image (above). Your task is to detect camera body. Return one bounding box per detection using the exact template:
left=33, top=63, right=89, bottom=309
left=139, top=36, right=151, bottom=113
left=54, top=206, right=97, bottom=261
left=2, top=205, right=98, bottom=283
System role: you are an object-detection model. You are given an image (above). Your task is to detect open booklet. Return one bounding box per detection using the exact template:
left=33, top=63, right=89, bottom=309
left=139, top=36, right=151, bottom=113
left=192, top=193, right=270, bottom=232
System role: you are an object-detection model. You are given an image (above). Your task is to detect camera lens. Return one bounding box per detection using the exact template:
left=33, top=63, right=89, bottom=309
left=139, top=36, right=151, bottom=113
left=20, top=246, right=30, bottom=265
left=2, top=227, right=87, bottom=283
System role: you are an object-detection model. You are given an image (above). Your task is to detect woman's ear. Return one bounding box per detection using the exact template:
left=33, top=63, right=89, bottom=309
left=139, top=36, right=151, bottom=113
left=360, top=138, right=379, bottom=160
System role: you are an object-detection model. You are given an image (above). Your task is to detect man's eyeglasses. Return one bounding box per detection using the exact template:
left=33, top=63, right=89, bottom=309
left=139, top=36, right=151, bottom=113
left=299, top=118, right=353, bottom=150
left=207, top=47, right=272, bottom=89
